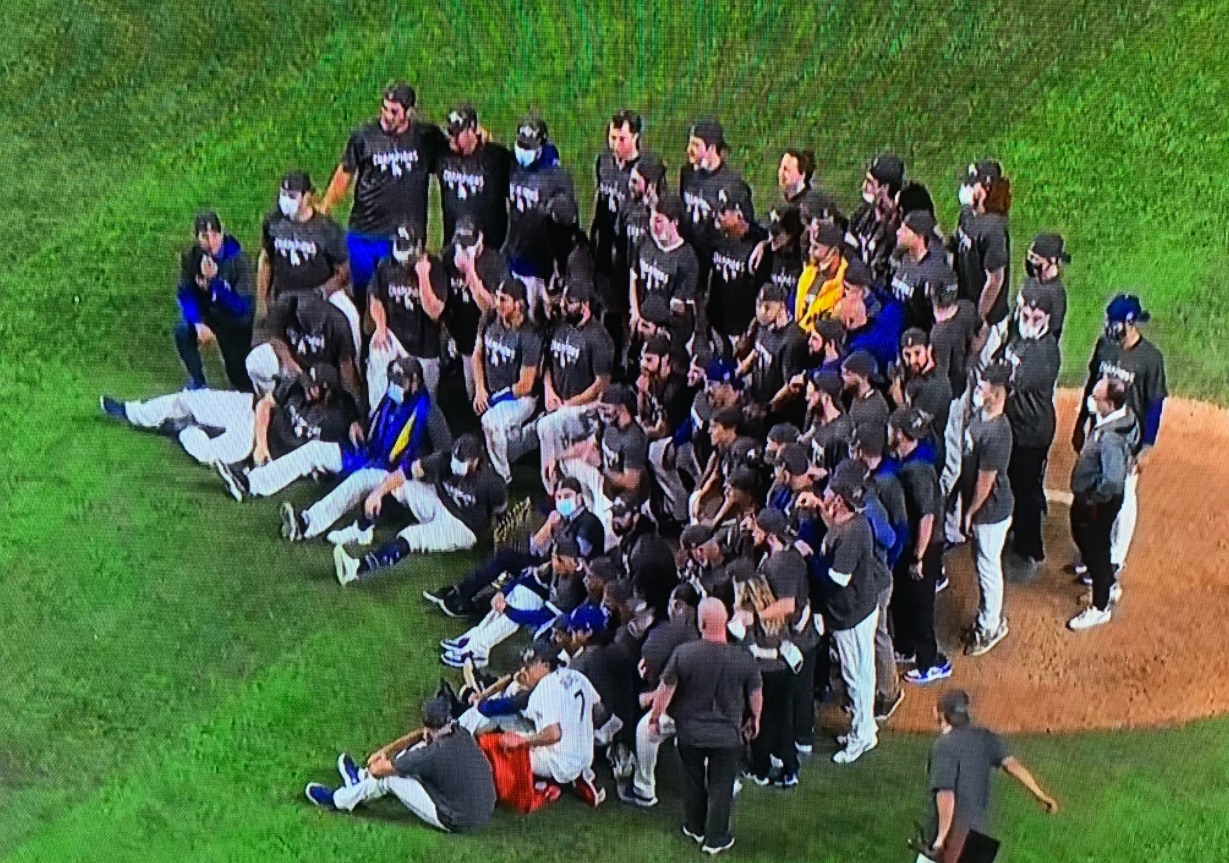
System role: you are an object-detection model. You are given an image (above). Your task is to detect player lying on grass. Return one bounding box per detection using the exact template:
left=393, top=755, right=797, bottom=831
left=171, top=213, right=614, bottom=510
left=305, top=694, right=497, bottom=833
left=331, top=433, right=507, bottom=585
left=100, top=363, right=355, bottom=468
left=213, top=357, right=451, bottom=544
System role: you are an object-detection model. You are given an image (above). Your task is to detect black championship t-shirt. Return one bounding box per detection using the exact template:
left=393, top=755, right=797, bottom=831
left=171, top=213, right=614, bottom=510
left=1085, top=336, right=1167, bottom=452
left=954, top=208, right=1010, bottom=325
left=708, top=225, right=769, bottom=337
left=479, top=312, right=542, bottom=394
left=748, top=321, right=808, bottom=405
left=340, top=120, right=446, bottom=236
left=633, top=238, right=700, bottom=308
left=897, top=454, right=943, bottom=552
left=261, top=294, right=355, bottom=370
left=261, top=210, right=349, bottom=299
left=961, top=412, right=1014, bottom=524
left=592, top=151, right=639, bottom=271
left=422, top=452, right=508, bottom=536
left=820, top=513, right=881, bottom=630
left=547, top=318, right=615, bottom=402
left=437, top=141, right=513, bottom=249
left=266, top=375, right=354, bottom=459
left=372, top=256, right=447, bottom=359
left=931, top=299, right=979, bottom=399
left=441, top=246, right=508, bottom=355
left=678, top=162, right=752, bottom=258
left=890, top=242, right=950, bottom=331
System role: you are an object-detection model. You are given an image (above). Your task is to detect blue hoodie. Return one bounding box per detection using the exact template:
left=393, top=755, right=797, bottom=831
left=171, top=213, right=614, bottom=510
left=177, top=235, right=253, bottom=324
left=846, top=290, right=905, bottom=373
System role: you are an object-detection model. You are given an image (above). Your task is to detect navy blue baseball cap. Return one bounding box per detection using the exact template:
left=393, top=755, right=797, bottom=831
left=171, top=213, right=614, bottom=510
left=564, top=604, right=610, bottom=635
left=705, top=358, right=742, bottom=389
left=1106, top=293, right=1150, bottom=324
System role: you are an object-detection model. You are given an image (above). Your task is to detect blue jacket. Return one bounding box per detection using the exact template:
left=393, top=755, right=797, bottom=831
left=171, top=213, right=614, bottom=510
left=177, top=235, right=253, bottom=324
left=846, top=291, right=905, bottom=373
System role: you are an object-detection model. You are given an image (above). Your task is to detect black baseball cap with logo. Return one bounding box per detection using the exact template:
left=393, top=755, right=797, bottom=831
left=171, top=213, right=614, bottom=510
left=1030, top=232, right=1071, bottom=263
left=868, top=152, right=905, bottom=189
left=900, top=327, right=929, bottom=349
left=901, top=209, right=936, bottom=238
left=281, top=170, right=313, bottom=194
left=445, top=104, right=478, bottom=137
left=496, top=276, right=528, bottom=304
left=1019, top=282, right=1057, bottom=315
left=383, top=81, right=416, bottom=109
left=768, top=205, right=802, bottom=239
left=966, top=159, right=1002, bottom=186
left=516, top=117, right=548, bottom=149
left=453, top=216, right=480, bottom=247
left=632, top=152, right=667, bottom=187
left=813, top=222, right=845, bottom=250
left=193, top=210, right=222, bottom=233
left=715, top=180, right=753, bottom=219
left=690, top=119, right=726, bottom=149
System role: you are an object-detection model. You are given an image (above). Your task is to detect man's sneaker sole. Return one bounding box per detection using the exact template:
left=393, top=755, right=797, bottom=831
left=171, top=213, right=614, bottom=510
left=682, top=826, right=704, bottom=844
left=967, top=622, right=1009, bottom=657
left=337, top=752, right=361, bottom=787
left=280, top=502, right=302, bottom=541
left=905, top=662, right=954, bottom=685
left=617, top=785, right=658, bottom=808
left=702, top=837, right=735, bottom=855
left=304, top=782, right=336, bottom=810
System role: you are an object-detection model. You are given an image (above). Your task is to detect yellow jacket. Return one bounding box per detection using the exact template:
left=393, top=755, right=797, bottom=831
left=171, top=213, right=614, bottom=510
left=794, top=256, right=847, bottom=334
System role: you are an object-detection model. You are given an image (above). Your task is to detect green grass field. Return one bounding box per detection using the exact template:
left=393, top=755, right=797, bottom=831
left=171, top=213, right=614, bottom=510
left=2, top=1, right=1228, bottom=860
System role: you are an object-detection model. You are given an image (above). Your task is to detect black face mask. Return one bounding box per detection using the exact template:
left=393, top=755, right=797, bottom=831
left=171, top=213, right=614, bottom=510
left=1024, top=260, right=1039, bottom=278
left=1105, top=322, right=1127, bottom=343
left=611, top=516, right=635, bottom=537
left=564, top=304, right=585, bottom=326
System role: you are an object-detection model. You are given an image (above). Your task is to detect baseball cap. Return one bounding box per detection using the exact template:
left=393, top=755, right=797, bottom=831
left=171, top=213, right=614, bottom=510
left=280, top=170, right=313, bottom=194
left=715, top=180, right=753, bottom=218
left=1106, top=293, right=1150, bottom=324
left=810, top=369, right=843, bottom=400
left=851, top=423, right=887, bottom=459
left=680, top=523, right=717, bottom=549
left=653, top=192, right=686, bottom=224
left=643, top=334, right=672, bottom=358
left=562, top=277, right=594, bottom=305
left=445, top=104, right=478, bottom=137
left=813, top=222, right=845, bottom=250
left=897, top=182, right=935, bottom=218
left=755, top=507, right=791, bottom=539
left=828, top=459, right=867, bottom=507
left=522, top=640, right=563, bottom=669
left=552, top=535, right=582, bottom=560
left=966, top=159, right=1002, bottom=186
left=496, top=276, right=528, bottom=304
left=193, top=210, right=222, bottom=233
left=981, top=361, right=1013, bottom=389
left=1018, top=282, right=1056, bottom=315
left=776, top=443, right=810, bottom=477
left=294, top=292, right=331, bottom=333
left=843, top=258, right=874, bottom=289
left=639, top=294, right=672, bottom=325
left=690, top=119, right=726, bottom=149
left=453, top=216, right=479, bottom=248
left=767, top=423, right=801, bottom=445
left=516, top=117, right=548, bottom=149
left=768, top=205, right=803, bottom=239
left=394, top=223, right=422, bottom=255
left=421, top=695, right=453, bottom=729
left=938, top=689, right=972, bottom=723
left=901, top=209, right=936, bottom=237
left=303, top=362, right=340, bottom=393
left=712, top=405, right=743, bottom=429
left=868, top=152, right=905, bottom=189
left=841, top=349, right=878, bottom=380
left=926, top=266, right=960, bottom=306
left=609, top=494, right=640, bottom=519
left=901, top=327, right=930, bottom=349
left=564, top=604, right=609, bottom=635
left=631, top=153, right=667, bottom=187
left=386, top=355, right=423, bottom=389
left=1030, top=232, right=1071, bottom=263
left=705, top=358, right=741, bottom=388
left=600, top=383, right=637, bottom=414
left=890, top=406, right=931, bottom=441
left=383, top=81, right=416, bottom=109
left=758, top=282, right=791, bottom=304
left=452, top=433, right=484, bottom=462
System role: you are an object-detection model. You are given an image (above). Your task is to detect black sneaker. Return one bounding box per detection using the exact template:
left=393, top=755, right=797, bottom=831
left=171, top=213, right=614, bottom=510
left=215, top=461, right=250, bottom=502
left=422, top=585, right=456, bottom=607
left=440, top=592, right=475, bottom=619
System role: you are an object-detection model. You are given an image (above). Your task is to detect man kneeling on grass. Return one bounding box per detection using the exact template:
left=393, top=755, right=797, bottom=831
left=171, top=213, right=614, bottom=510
left=305, top=695, right=496, bottom=833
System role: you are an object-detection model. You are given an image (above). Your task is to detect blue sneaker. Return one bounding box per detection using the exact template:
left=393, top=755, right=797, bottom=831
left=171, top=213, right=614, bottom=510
left=100, top=396, right=127, bottom=421
left=304, top=782, right=336, bottom=810
left=905, top=661, right=954, bottom=685
left=337, top=753, right=361, bottom=787
left=440, top=635, right=469, bottom=651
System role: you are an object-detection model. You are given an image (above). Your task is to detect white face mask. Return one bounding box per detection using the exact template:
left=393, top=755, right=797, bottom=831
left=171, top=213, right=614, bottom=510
left=451, top=457, right=469, bottom=476
left=278, top=193, right=300, bottom=218
left=514, top=145, right=538, bottom=168
left=386, top=383, right=405, bottom=404
left=1018, top=319, right=1049, bottom=340
left=971, top=388, right=986, bottom=410
left=392, top=248, right=412, bottom=264
left=861, top=189, right=876, bottom=204
left=957, top=184, right=976, bottom=208
left=1086, top=395, right=1100, bottom=417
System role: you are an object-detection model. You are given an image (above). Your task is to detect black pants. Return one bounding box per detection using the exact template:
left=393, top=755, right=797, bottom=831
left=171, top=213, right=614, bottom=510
left=792, top=645, right=819, bottom=746
left=1070, top=494, right=1123, bottom=610
left=749, top=668, right=797, bottom=777
left=454, top=549, right=537, bottom=601
left=891, top=543, right=944, bottom=670
left=677, top=743, right=740, bottom=848
left=174, top=315, right=254, bottom=391
left=1007, top=443, right=1050, bottom=562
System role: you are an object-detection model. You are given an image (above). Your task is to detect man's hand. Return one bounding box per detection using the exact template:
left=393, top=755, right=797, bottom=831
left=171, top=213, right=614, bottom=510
left=372, top=326, right=391, bottom=351
left=1038, top=794, right=1059, bottom=814
left=647, top=716, right=662, bottom=737
left=544, top=390, right=561, bottom=412
left=491, top=592, right=508, bottom=614
left=1135, top=449, right=1152, bottom=476
left=748, top=239, right=768, bottom=271
left=498, top=732, right=528, bottom=750
left=200, top=256, right=219, bottom=281
left=195, top=323, right=215, bottom=347
left=910, top=559, right=925, bottom=581
left=544, top=509, right=563, bottom=530
left=742, top=715, right=761, bottom=741
left=473, top=386, right=490, bottom=416
left=1071, top=420, right=1086, bottom=453
left=364, top=491, right=383, bottom=519
left=367, top=751, right=394, bottom=778
left=415, top=255, right=433, bottom=287
left=349, top=421, right=365, bottom=446
left=411, top=459, right=425, bottom=480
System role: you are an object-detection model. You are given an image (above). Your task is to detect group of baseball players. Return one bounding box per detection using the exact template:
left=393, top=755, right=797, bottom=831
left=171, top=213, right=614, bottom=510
left=99, top=81, right=1166, bottom=853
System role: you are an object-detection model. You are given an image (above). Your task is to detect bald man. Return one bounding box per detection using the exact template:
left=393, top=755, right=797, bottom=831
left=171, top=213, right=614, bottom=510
left=649, top=598, right=762, bottom=855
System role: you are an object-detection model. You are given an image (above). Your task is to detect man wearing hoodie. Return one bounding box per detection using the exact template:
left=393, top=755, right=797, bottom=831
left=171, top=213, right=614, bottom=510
left=174, top=210, right=255, bottom=391
left=1067, top=377, right=1137, bottom=631
left=504, top=117, right=578, bottom=322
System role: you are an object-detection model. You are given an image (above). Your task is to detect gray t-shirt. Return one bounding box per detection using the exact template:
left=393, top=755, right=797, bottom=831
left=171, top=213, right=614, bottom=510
left=548, top=318, right=615, bottom=402
left=890, top=242, right=949, bottom=329
left=849, top=388, right=891, bottom=440
left=821, top=514, right=882, bottom=630
left=391, top=726, right=497, bottom=833
left=661, top=640, right=762, bottom=748
left=962, top=412, right=1014, bottom=524
left=931, top=299, right=979, bottom=398
left=479, top=311, right=542, bottom=394
left=601, top=420, right=648, bottom=475
left=640, top=618, right=699, bottom=688
left=927, top=725, right=1010, bottom=840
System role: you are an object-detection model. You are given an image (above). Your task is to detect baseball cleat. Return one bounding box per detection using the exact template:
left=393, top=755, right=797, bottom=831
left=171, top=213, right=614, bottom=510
left=617, top=783, right=658, bottom=808
left=572, top=768, right=605, bottom=808
left=772, top=771, right=799, bottom=789
left=333, top=545, right=359, bottom=586
left=214, top=461, right=249, bottom=502
left=875, top=689, right=905, bottom=723
left=741, top=770, right=771, bottom=786
left=701, top=837, right=735, bottom=856
left=832, top=738, right=876, bottom=764
left=304, top=782, right=337, bottom=810
left=326, top=522, right=373, bottom=547
left=422, top=585, right=455, bottom=605
left=441, top=650, right=488, bottom=669
left=100, top=395, right=127, bottom=421
left=905, top=661, right=954, bottom=685
left=337, top=752, right=361, bottom=787
left=1068, top=606, right=1112, bottom=631
left=795, top=740, right=813, bottom=755
left=281, top=502, right=304, bottom=541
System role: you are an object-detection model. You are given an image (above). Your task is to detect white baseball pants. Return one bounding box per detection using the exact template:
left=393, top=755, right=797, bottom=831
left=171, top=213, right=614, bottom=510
left=123, top=390, right=255, bottom=465
left=632, top=712, right=676, bottom=800
left=1110, top=469, right=1139, bottom=568
left=480, top=396, right=537, bottom=484
left=246, top=439, right=342, bottom=498
left=302, top=467, right=391, bottom=538
left=458, top=583, right=548, bottom=660
left=833, top=607, right=879, bottom=751
left=332, top=768, right=446, bottom=830
left=537, top=405, right=593, bottom=490
left=972, top=516, right=1011, bottom=636
left=393, top=481, right=477, bottom=553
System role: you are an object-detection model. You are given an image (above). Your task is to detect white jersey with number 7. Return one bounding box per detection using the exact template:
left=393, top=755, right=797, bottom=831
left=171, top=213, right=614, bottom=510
left=525, top=667, right=601, bottom=784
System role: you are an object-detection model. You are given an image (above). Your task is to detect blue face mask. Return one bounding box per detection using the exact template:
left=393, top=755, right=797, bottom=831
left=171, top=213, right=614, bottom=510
left=387, top=383, right=405, bottom=404
left=556, top=497, right=578, bottom=519
left=514, top=145, right=539, bottom=168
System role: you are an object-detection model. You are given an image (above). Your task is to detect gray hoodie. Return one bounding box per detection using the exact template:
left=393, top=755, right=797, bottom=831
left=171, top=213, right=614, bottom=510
left=1070, top=408, right=1138, bottom=502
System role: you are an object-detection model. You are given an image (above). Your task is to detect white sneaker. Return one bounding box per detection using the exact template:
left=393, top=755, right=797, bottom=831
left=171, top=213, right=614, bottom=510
left=326, top=522, right=373, bottom=547
left=333, top=545, right=359, bottom=586
left=1068, top=606, right=1112, bottom=631
left=833, top=738, right=876, bottom=764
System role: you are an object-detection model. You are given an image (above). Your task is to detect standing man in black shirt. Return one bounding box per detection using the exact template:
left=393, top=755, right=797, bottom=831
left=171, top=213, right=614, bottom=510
left=679, top=120, right=752, bottom=288
left=707, top=183, right=769, bottom=344
left=739, top=283, right=808, bottom=426
left=319, top=82, right=444, bottom=311
left=256, top=171, right=359, bottom=352
left=891, top=209, right=949, bottom=331
left=591, top=110, right=643, bottom=288
left=761, top=205, right=805, bottom=304
left=889, top=328, right=952, bottom=468
left=649, top=597, right=762, bottom=855
left=847, top=153, right=905, bottom=286
left=629, top=193, right=701, bottom=342
left=1019, top=233, right=1070, bottom=338
left=367, top=225, right=447, bottom=409
left=505, top=117, right=578, bottom=322
left=613, top=155, right=668, bottom=330
left=441, top=218, right=508, bottom=402
left=437, top=105, right=512, bottom=251
left=953, top=160, right=1011, bottom=367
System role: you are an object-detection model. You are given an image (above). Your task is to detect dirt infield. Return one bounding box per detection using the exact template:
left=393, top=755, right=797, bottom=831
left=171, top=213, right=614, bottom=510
left=870, top=389, right=1229, bottom=735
